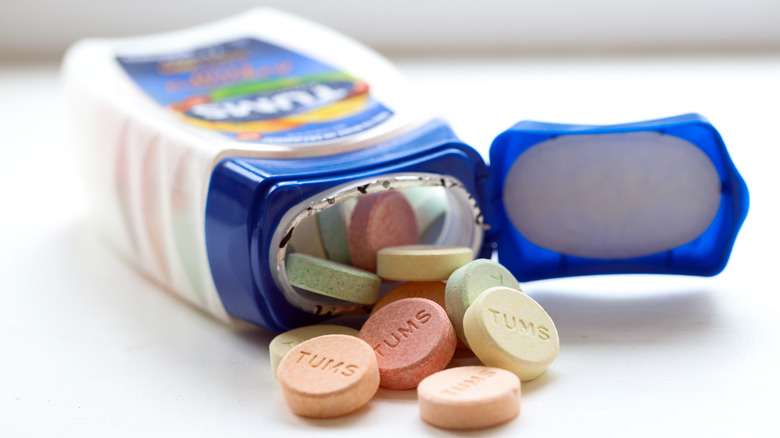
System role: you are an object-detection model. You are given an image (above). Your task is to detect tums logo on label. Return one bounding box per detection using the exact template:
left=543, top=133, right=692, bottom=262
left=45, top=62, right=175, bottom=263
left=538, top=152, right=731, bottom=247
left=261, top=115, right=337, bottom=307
left=187, top=82, right=351, bottom=122
left=117, top=38, right=393, bottom=145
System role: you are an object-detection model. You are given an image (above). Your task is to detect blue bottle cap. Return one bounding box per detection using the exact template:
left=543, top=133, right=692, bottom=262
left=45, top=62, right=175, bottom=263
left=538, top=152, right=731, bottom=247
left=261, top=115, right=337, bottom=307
left=487, top=113, right=749, bottom=280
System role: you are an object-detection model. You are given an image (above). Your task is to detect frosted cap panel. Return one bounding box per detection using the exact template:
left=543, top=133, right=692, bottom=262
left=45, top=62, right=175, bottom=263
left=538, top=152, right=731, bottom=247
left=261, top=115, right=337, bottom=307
left=502, top=132, right=722, bottom=259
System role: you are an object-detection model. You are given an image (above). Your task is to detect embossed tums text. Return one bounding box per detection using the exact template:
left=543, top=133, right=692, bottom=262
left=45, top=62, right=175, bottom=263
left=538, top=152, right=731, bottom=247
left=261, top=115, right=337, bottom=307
left=295, top=351, right=359, bottom=377
left=373, top=309, right=432, bottom=357
left=440, top=368, right=497, bottom=396
left=488, top=308, right=550, bottom=341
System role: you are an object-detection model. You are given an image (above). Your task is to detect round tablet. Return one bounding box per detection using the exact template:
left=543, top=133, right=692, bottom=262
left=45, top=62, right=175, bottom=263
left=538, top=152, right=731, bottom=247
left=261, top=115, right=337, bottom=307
left=463, top=287, right=559, bottom=381
left=359, top=298, right=457, bottom=389
left=269, top=324, right=360, bottom=377
left=376, top=245, right=474, bottom=281
left=418, top=366, right=521, bottom=430
left=348, top=191, right=419, bottom=272
left=446, top=259, right=522, bottom=346
left=371, top=282, right=468, bottom=349
left=317, top=198, right=356, bottom=264
left=277, top=334, right=380, bottom=418
left=288, top=214, right=328, bottom=258
left=371, top=282, right=446, bottom=315
left=403, top=186, right=448, bottom=244
left=285, top=253, right=380, bottom=304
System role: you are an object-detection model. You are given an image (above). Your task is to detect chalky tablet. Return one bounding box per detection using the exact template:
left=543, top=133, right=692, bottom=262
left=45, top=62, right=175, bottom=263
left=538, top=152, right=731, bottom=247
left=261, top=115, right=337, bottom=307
left=403, top=187, right=448, bottom=244
left=285, top=253, right=381, bottom=304
left=288, top=214, right=328, bottom=258
left=269, top=324, right=359, bottom=377
left=446, top=259, right=522, bottom=346
left=463, top=287, right=559, bottom=381
left=317, top=198, right=356, bottom=264
left=348, top=191, right=419, bottom=272
left=371, top=281, right=467, bottom=349
left=418, top=366, right=521, bottom=430
left=377, top=245, right=474, bottom=281
left=359, top=297, right=457, bottom=389
left=371, top=282, right=446, bottom=315
left=277, top=334, right=380, bottom=418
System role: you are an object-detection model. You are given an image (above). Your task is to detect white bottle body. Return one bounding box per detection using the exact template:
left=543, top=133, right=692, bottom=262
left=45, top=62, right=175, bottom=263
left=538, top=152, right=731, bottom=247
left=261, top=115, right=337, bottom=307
left=62, top=9, right=431, bottom=321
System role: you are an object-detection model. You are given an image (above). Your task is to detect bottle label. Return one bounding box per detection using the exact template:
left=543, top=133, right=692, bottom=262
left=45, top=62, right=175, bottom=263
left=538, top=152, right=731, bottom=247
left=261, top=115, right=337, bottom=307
left=117, top=38, right=393, bottom=144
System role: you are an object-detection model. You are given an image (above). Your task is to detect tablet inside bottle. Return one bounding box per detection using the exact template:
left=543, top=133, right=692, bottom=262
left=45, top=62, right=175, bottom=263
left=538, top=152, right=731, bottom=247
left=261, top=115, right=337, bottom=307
left=270, top=174, right=483, bottom=315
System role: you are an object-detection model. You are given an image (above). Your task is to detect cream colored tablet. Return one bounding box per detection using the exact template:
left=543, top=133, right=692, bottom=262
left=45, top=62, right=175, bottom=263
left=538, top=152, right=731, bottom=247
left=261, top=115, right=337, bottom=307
left=418, top=366, right=520, bottom=430
left=277, top=334, right=379, bottom=418
left=269, top=324, right=360, bottom=377
left=446, top=259, right=521, bottom=346
left=289, top=214, right=328, bottom=259
left=463, top=286, right=559, bottom=381
left=376, top=245, right=474, bottom=281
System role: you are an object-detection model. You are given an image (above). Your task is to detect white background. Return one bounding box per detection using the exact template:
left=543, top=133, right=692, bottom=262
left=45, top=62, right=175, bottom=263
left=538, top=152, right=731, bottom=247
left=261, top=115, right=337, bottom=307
left=2, top=55, right=779, bottom=437
left=2, top=0, right=780, bottom=59
left=1, top=3, right=780, bottom=437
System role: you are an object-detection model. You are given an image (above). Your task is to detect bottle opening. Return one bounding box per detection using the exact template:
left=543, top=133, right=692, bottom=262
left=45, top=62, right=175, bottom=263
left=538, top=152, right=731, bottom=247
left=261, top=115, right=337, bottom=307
left=269, top=173, right=483, bottom=315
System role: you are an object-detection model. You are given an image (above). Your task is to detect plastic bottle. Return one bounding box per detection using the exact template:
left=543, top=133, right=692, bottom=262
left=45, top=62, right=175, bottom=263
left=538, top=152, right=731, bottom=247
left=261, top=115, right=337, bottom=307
left=62, top=9, right=748, bottom=332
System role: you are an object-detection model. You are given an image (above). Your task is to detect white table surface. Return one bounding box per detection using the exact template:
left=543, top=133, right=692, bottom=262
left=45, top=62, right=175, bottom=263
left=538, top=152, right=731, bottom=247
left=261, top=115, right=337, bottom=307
left=1, top=55, right=779, bottom=437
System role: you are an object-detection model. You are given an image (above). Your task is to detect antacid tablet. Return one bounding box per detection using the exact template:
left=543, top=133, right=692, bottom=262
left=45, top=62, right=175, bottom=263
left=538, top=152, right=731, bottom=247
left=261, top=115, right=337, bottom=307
left=277, top=334, right=379, bottom=418
left=403, top=186, right=449, bottom=244
left=285, top=253, right=380, bottom=304
left=418, top=366, right=520, bottom=430
left=446, top=259, right=521, bottom=346
left=376, top=245, right=474, bottom=281
left=463, top=286, right=559, bottom=381
left=348, top=191, right=419, bottom=272
left=358, top=297, right=456, bottom=389
left=317, top=198, right=356, bottom=264
left=372, top=281, right=467, bottom=349
left=269, top=324, right=359, bottom=377
left=288, top=214, right=329, bottom=259
left=371, top=281, right=446, bottom=315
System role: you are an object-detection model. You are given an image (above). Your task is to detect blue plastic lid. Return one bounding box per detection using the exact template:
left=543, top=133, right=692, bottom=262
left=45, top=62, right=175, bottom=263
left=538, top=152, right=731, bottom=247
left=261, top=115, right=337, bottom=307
left=487, top=113, right=749, bottom=281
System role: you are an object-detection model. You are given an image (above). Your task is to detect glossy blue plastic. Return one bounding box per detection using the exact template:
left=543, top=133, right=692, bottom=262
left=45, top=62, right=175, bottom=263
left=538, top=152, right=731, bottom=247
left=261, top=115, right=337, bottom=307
left=488, top=113, right=749, bottom=281
left=206, top=113, right=749, bottom=331
left=205, top=120, right=492, bottom=332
